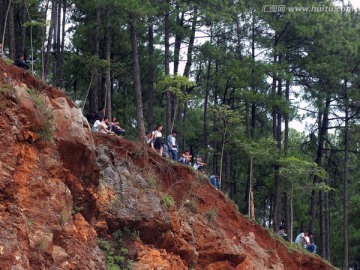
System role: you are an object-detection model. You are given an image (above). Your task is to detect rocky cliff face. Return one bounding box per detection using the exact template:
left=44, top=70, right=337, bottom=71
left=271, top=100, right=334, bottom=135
left=0, top=60, right=335, bottom=270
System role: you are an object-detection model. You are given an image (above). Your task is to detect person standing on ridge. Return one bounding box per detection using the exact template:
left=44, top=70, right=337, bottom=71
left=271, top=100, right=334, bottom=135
left=167, top=130, right=178, bottom=161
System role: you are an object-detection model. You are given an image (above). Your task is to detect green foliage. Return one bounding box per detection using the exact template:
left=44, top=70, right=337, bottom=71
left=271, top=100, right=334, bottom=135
left=239, top=138, right=277, bottom=161
left=98, top=228, right=136, bottom=270
left=209, top=105, right=244, bottom=141
left=205, top=209, right=218, bottom=222
left=157, top=75, right=195, bottom=101
left=26, top=89, right=54, bottom=142
left=279, top=156, right=325, bottom=178
left=71, top=204, right=84, bottom=215
left=161, top=194, right=176, bottom=210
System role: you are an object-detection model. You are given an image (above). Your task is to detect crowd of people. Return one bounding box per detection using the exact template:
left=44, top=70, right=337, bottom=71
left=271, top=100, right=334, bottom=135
left=144, top=124, right=222, bottom=190
left=86, top=108, right=126, bottom=136
left=277, top=226, right=317, bottom=254
left=2, top=42, right=319, bottom=253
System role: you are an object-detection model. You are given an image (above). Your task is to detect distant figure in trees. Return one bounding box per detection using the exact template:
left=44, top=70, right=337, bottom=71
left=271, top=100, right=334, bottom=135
left=295, top=230, right=316, bottom=253
left=193, top=157, right=207, bottom=171
left=86, top=111, right=97, bottom=126
left=277, top=225, right=289, bottom=241
left=13, top=54, right=29, bottom=70
left=96, top=108, right=105, bottom=119
left=145, top=131, right=154, bottom=147
left=209, top=175, right=220, bottom=190
left=179, top=150, right=192, bottom=165
left=111, top=116, right=125, bottom=135
left=167, top=130, right=178, bottom=161
left=152, top=124, right=164, bottom=156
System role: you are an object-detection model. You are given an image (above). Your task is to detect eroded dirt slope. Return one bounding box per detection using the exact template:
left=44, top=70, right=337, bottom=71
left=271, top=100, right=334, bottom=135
left=0, top=60, right=335, bottom=270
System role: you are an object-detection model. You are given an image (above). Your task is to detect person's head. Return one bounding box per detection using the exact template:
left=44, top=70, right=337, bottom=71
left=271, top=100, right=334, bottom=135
left=99, top=107, right=105, bottom=114
left=304, top=230, right=309, bottom=236
left=90, top=111, right=96, bottom=116
left=146, top=131, right=152, bottom=137
left=308, top=232, right=314, bottom=239
left=104, top=117, right=109, bottom=123
left=112, top=116, right=117, bottom=122
left=184, top=150, right=190, bottom=155
left=98, top=116, right=104, bottom=122
left=279, top=225, right=285, bottom=231
left=155, top=124, right=163, bottom=131
left=17, top=54, right=24, bottom=61
left=171, top=130, right=177, bottom=136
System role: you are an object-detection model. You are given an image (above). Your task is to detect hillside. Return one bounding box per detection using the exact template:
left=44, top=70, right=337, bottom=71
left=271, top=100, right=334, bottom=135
left=0, top=60, right=336, bottom=269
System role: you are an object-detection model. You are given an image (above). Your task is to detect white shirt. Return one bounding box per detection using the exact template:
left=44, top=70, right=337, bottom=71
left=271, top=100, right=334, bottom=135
left=153, top=130, right=162, bottom=138
left=295, top=233, right=310, bottom=247
left=93, top=120, right=101, bottom=132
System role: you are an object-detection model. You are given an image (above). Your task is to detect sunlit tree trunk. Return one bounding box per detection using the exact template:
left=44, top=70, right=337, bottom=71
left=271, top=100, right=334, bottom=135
left=105, top=4, right=112, bottom=119
left=129, top=13, right=145, bottom=140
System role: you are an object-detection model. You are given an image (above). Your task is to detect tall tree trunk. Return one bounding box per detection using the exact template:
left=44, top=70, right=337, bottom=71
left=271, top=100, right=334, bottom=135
left=90, top=3, right=100, bottom=112
left=319, top=186, right=325, bottom=258
left=58, top=0, right=66, bottom=88
left=272, top=51, right=281, bottom=231
left=343, top=80, right=349, bottom=270
left=310, top=97, right=330, bottom=232
left=147, top=17, right=154, bottom=131
left=183, top=8, right=197, bottom=79
left=45, top=0, right=57, bottom=80
left=129, top=13, right=145, bottom=140
left=204, top=59, right=211, bottom=162
left=284, top=79, right=291, bottom=241
left=105, top=5, right=112, bottom=120
left=178, top=7, right=198, bottom=138
left=54, top=0, right=61, bottom=86
left=164, top=0, right=172, bottom=134
left=8, top=0, right=15, bottom=59
left=173, top=6, right=184, bottom=75
left=41, top=0, right=50, bottom=80
left=325, top=152, right=331, bottom=261
left=20, top=0, right=26, bottom=53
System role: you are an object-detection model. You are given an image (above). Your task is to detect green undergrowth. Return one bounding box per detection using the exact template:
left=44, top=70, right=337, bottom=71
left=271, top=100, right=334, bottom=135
left=98, top=228, right=137, bottom=270
left=205, top=209, right=218, bottom=222
left=162, top=194, right=176, bottom=209
left=26, top=88, right=54, bottom=142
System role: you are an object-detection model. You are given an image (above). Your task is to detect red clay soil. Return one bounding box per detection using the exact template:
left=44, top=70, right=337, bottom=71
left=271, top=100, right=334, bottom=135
left=0, top=58, right=336, bottom=270
left=94, top=134, right=335, bottom=270
left=0, top=59, right=74, bottom=106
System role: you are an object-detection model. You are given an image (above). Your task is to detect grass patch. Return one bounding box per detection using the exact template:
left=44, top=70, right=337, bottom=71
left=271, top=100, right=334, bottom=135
left=60, top=211, right=71, bottom=226
left=71, top=204, right=84, bottom=215
left=205, top=209, right=218, bottom=222
left=184, top=199, right=197, bottom=213
left=38, top=239, right=48, bottom=254
left=98, top=228, right=137, bottom=270
left=0, top=85, right=13, bottom=92
left=162, top=194, right=176, bottom=210
left=27, top=88, right=54, bottom=142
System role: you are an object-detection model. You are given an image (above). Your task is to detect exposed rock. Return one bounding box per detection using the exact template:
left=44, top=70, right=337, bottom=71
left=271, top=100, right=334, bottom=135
left=0, top=59, right=336, bottom=270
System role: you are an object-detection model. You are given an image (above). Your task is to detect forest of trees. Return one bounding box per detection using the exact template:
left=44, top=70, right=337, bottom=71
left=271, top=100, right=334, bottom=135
left=2, top=0, right=360, bottom=269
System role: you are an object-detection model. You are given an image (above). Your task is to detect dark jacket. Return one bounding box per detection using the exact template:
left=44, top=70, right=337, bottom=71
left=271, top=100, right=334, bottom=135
left=13, top=59, right=29, bottom=70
